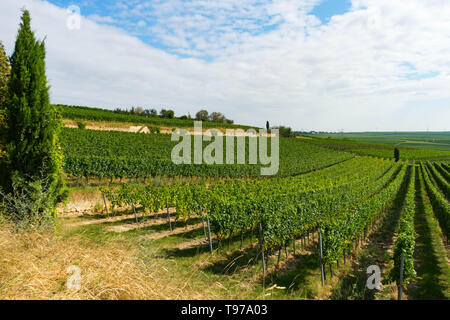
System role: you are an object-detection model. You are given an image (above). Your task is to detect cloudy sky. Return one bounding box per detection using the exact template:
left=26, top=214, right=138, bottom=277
left=0, top=0, right=449, bottom=131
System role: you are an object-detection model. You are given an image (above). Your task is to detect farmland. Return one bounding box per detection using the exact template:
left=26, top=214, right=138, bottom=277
left=302, top=136, right=450, bottom=161
left=307, top=132, right=450, bottom=153
left=34, top=152, right=448, bottom=300
left=1, top=1, right=449, bottom=304
left=1, top=115, right=449, bottom=300
left=30, top=124, right=446, bottom=300
left=59, top=127, right=353, bottom=179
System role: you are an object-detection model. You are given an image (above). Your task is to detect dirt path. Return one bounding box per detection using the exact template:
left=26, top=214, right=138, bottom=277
left=65, top=209, right=175, bottom=227
left=137, top=223, right=204, bottom=240
left=106, top=216, right=177, bottom=233
left=65, top=213, right=139, bottom=227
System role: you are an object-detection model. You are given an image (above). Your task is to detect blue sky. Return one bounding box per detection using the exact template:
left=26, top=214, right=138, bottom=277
left=310, top=0, right=351, bottom=23
left=46, top=0, right=353, bottom=59
left=1, top=0, right=449, bottom=131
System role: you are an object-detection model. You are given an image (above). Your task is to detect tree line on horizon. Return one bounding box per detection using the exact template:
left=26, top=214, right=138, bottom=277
left=111, top=106, right=234, bottom=124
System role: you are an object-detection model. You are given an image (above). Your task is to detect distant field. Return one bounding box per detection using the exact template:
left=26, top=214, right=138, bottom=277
left=308, top=132, right=450, bottom=152
left=302, top=135, right=450, bottom=161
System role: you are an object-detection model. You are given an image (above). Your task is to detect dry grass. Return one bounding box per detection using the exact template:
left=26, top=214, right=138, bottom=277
left=0, top=224, right=183, bottom=300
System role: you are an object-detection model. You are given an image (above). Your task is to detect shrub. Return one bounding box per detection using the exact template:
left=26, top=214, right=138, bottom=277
left=77, top=120, right=86, bottom=130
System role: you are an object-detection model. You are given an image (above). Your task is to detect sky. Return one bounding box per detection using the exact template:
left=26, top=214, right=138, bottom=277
left=0, top=0, right=449, bottom=132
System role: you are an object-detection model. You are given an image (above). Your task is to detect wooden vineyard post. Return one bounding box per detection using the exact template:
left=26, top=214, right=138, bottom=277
left=259, top=223, right=266, bottom=290
left=206, top=213, right=213, bottom=254
left=319, top=231, right=325, bottom=286
left=166, top=201, right=172, bottom=232
left=398, top=253, right=404, bottom=300
left=102, top=194, right=109, bottom=218
left=131, top=200, right=138, bottom=224
left=200, top=206, right=207, bottom=240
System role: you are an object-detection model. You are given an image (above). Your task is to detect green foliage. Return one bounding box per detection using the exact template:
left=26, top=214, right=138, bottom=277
left=0, top=176, right=57, bottom=229
left=101, top=157, right=394, bottom=251
left=76, top=120, right=86, bottom=130
left=3, top=10, right=66, bottom=224
left=195, top=109, right=209, bottom=121
left=421, top=163, right=450, bottom=239
left=0, top=41, right=9, bottom=110
left=59, top=105, right=250, bottom=129
left=394, top=148, right=400, bottom=162
left=159, top=109, right=174, bottom=119
left=426, top=162, right=450, bottom=200
left=306, top=137, right=450, bottom=160
left=392, top=165, right=416, bottom=284
left=0, top=41, right=10, bottom=151
left=321, top=163, right=407, bottom=263
left=59, top=128, right=354, bottom=179
left=148, top=126, right=160, bottom=134
left=277, top=126, right=295, bottom=138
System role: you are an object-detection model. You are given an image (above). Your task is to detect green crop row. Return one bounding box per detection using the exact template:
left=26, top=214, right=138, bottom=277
left=426, top=162, right=450, bottom=200
left=392, top=165, right=416, bottom=284
left=60, top=128, right=354, bottom=178
left=321, top=163, right=408, bottom=264
left=421, top=163, right=450, bottom=239
left=101, top=157, right=395, bottom=251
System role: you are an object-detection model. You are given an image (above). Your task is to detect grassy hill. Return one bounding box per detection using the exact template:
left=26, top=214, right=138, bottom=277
left=56, top=104, right=259, bottom=130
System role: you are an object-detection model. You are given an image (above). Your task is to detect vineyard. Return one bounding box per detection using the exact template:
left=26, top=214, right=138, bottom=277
left=49, top=122, right=450, bottom=300
left=59, top=128, right=354, bottom=179
left=61, top=154, right=448, bottom=300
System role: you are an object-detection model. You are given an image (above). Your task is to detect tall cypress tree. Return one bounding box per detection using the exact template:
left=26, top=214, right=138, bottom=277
left=0, top=41, right=10, bottom=151
left=4, top=10, right=65, bottom=224
left=0, top=41, right=10, bottom=185
left=0, top=41, right=10, bottom=112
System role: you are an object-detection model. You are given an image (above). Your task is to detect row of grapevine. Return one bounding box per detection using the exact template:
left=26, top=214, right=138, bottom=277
left=441, top=162, right=450, bottom=174
left=421, top=163, right=450, bottom=240
left=208, top=160, right=398, bottom=251
left=426, top=162, right=450, bottom=200
left=101, top=157, right=396, bottom=252
left=392, top=165, right=416, bottom=283
left=321, top=163, right=408, bottom=264
left=434, top=163, right=450, bottom=184
left=60, top=128, right=354, bottom=179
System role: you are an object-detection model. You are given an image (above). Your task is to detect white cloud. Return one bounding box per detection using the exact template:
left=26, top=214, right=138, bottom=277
left=87, top=14, right=117, bottom=24
left=0, top=0, right=449, bottom=131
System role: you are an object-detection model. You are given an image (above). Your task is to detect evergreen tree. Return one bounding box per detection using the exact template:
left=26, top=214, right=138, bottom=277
left=266, top=121, right=269, bottom=131
left=0, top=41, right=10, bottom=151
left=4, top=10, right=66, bottom=225
left=394, top=148, right=400, bottom=162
